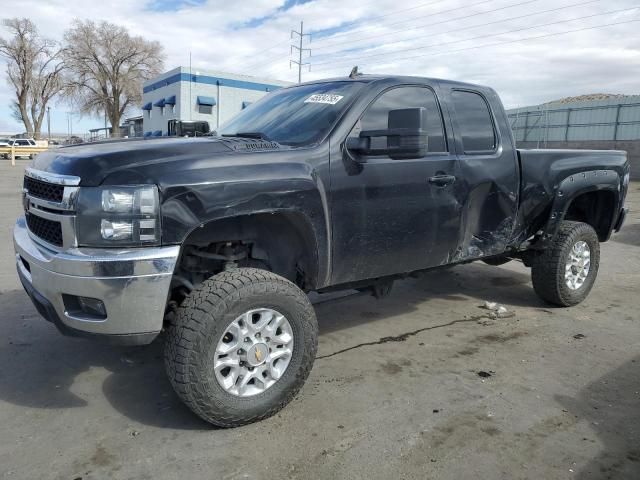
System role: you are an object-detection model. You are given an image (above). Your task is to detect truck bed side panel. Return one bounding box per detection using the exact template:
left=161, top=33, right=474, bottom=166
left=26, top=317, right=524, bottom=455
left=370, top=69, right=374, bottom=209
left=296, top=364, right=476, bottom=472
left=514, top=149, right=629, bottom=245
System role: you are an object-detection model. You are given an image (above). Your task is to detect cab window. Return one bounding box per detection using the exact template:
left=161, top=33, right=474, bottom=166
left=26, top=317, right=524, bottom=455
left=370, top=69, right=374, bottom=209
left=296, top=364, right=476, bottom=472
left=451, top=90, right=497, bottom=153
left=355, top=86, right=447, bottom=153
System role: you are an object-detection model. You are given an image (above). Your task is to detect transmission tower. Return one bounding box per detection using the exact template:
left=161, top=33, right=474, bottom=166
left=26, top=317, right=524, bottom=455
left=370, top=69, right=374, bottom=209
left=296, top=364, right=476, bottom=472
left=290, top=21, right=311, bottom=83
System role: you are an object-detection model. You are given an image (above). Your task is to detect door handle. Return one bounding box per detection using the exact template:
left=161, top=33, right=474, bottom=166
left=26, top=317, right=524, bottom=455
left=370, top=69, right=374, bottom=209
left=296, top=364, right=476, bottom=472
left=428, top=174, right=456, bottom=187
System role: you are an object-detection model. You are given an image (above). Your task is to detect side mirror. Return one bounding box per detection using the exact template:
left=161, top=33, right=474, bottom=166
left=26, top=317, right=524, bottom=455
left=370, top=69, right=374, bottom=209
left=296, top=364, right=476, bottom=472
left=346, top=107, right=428, bottom=160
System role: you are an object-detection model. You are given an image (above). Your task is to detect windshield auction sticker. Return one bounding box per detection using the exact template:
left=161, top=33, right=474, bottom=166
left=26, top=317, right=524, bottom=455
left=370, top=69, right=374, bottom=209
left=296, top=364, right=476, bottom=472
left=304, top=94, right=344, bottom=105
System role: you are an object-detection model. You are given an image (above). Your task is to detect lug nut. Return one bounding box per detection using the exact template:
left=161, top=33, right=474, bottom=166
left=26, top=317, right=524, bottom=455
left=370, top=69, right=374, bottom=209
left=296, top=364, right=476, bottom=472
left=237, top=349, right=243, bottom=355
left=245, top=337, right=250, bottom=342
left=265, top=337, right=270, bottom=342
left=255, top=332, right=261, bottom=338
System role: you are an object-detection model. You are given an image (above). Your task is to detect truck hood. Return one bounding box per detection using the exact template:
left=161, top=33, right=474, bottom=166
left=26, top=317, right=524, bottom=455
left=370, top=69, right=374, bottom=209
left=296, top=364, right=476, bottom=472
left=30, top=136, right=291, bottom=186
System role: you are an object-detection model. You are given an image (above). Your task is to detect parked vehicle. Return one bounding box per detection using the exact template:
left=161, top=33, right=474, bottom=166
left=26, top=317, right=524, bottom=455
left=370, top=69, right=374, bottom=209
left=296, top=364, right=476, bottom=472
left=14, top=75, right=630, bottom=427
left=167, top=119, right=210, bottom=137
left=63, top=136, right=84, bottom=145
left=2, top=138, right=37, bottom=159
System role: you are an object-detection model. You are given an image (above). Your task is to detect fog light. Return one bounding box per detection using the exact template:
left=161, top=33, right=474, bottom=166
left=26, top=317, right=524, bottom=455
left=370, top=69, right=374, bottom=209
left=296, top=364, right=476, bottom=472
left=78, top=297, right=107, bottom=318
left=63, top=294, right=107, bottom=320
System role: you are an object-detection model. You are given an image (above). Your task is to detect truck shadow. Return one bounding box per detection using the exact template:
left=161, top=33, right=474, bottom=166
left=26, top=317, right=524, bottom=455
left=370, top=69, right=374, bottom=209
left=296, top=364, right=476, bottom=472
left=610, top=223, right=640, bottom=247
left=314, top=262, right=544, bottom=335
left=0, top=290, right=209, bottom=429
left=556, top=356, right=640, bottom=479
left=0, top=262, right=542, bottom=430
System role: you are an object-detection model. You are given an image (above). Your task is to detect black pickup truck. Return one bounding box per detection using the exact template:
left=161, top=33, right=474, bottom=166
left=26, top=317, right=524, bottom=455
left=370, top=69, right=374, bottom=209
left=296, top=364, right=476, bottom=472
left=14, top=75, right=630, bottom=427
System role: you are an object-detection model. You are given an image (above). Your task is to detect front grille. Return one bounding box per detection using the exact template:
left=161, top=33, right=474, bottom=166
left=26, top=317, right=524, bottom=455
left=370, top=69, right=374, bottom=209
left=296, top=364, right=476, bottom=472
left=26, top=213, right=63, bottom=246
left=24, top=176, right=64, bottom=203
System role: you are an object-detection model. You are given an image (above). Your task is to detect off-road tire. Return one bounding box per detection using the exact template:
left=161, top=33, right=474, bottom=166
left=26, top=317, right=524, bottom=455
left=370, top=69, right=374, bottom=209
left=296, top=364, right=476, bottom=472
left=164, top=268, right=318, bottom=427
left=531, top=221, right=600, bottom=307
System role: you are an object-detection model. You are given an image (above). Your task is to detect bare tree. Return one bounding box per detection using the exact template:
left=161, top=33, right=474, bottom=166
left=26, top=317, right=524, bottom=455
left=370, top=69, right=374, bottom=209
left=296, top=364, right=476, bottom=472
left=0, top=18, right=63, bottom=139
left=63, top=20, right=164, bottom=136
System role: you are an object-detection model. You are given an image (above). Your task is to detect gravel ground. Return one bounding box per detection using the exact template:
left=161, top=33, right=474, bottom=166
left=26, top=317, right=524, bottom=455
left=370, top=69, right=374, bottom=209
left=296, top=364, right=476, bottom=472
left=0, top=160, right=638, bottom=480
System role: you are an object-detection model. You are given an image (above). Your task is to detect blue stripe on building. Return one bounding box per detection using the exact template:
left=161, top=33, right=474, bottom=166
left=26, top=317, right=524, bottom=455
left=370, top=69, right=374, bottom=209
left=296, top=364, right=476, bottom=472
left=143, top=73, right=284, bottom=94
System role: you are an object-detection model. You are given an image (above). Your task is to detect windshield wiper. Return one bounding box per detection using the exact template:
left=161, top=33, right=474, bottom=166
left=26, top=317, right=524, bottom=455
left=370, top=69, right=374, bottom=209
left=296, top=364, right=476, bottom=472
left=222, top=132, right=271, bottom=141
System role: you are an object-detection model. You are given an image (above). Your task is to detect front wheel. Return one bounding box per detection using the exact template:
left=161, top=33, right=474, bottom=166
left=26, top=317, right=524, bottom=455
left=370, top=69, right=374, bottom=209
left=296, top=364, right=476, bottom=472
left=531, top=221, right=600, bottom=306
left=165, top=268, right=318, bottom=427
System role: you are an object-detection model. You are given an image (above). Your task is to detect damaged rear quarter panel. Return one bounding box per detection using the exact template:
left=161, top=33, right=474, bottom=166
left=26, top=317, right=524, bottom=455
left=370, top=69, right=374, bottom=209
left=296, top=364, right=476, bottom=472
left=516, top=149, right=628, bottom=245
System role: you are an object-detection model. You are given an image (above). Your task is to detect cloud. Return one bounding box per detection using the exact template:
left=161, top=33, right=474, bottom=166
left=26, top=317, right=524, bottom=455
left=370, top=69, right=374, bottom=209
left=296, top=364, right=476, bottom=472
left=2, top=0, right=639, bottom=133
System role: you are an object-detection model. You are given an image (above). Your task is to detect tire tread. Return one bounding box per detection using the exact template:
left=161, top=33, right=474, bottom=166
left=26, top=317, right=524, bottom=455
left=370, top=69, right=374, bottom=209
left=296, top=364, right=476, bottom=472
left=531, top=221, right=600, bottom=307
left=165, top=268, right=317, bottom=427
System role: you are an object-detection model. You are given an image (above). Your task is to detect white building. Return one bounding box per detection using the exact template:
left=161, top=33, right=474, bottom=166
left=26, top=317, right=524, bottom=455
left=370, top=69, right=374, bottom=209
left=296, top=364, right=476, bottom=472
left=141, top=67, right=290, bottom=136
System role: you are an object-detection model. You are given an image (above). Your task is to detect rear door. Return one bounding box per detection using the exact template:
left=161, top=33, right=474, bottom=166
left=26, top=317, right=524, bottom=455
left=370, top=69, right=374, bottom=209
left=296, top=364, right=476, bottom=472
left=443, top=87, right=520, bottom=260
left=329, top=84, right=464, bottom=284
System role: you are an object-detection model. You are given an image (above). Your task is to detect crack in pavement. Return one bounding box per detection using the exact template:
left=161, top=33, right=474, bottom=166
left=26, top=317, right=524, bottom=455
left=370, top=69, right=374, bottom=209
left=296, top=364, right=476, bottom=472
left=317, top=314, right=493, bottom=359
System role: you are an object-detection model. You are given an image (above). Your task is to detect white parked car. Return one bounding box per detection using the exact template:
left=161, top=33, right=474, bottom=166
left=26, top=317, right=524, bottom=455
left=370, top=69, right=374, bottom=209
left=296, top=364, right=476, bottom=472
left=3, top=138, right=38, bottom=159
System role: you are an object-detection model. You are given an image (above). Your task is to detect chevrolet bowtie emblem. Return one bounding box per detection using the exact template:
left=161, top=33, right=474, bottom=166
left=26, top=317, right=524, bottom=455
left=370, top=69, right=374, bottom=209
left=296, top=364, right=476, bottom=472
left=255, top=348, right=264, bottom=363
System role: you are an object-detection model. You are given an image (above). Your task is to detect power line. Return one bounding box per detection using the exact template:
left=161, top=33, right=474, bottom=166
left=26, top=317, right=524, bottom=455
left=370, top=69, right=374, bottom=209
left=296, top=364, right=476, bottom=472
left=241, top=41, right=292, bottom=71
left=241, top=38, right=292, bottom=65
left=312, top=0, right=602, bottom=58
left=311, top=5, right=639, bottom=68
left=312, top=0, right=495, bottom=49
left=247, top=0, right=544, bottom=73
left=231, top=0, right=444, bottom=72
left=309, top=0, right=449, bottom=43
left=238, top=0, right=530, bottom=74
left=311, top=17, right=640, bottom=75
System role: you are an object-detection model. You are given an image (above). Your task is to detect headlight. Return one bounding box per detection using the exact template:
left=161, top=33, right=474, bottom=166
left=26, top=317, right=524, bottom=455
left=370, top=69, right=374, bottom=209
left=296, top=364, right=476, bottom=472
left=76, top=185, right=160, bottom=247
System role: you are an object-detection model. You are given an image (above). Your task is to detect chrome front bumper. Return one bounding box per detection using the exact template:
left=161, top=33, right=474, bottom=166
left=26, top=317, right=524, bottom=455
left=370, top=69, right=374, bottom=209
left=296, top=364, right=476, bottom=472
left=14, top=216, right=180, bottom=345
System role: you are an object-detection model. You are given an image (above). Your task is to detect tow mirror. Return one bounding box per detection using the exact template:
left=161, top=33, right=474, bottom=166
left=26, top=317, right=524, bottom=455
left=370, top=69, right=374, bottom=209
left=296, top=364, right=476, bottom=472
left=347, top=107, right=428, bottom=160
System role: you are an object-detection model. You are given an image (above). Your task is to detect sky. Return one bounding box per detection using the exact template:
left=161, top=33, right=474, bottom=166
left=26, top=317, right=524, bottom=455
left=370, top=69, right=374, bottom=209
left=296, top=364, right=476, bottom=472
left=1, top=0, right=639, bottom=135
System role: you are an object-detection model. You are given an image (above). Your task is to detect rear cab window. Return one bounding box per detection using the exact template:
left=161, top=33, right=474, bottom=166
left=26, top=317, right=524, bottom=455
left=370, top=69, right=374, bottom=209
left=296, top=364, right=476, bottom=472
left=451, top=90, right=497, bottom=154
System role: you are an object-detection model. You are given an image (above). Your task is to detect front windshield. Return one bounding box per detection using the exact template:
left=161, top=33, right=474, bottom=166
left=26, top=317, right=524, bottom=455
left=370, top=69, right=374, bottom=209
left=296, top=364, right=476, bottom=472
left=219, top=81, right=365, bottom=147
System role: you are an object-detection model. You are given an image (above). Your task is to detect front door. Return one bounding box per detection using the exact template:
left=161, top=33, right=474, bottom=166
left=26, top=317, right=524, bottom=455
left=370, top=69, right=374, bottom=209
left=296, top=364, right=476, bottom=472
left=329, top=85, right=464, bottom=285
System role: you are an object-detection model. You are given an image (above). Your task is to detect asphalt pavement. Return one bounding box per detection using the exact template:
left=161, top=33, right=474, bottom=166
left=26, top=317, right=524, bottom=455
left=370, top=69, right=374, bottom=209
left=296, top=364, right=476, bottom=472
left=1, top=160, right=638, bottom=480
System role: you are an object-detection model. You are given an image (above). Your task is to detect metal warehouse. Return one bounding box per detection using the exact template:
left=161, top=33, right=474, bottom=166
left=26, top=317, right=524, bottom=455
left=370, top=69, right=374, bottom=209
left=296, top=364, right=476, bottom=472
left=141, top=67, right=290, bottom=137
left=507, top=94, right=640, bottom=178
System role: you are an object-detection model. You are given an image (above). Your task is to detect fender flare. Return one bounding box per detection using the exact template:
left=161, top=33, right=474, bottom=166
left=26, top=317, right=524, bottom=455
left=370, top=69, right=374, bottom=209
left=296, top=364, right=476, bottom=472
left=541, top=169, right=620, bottom=243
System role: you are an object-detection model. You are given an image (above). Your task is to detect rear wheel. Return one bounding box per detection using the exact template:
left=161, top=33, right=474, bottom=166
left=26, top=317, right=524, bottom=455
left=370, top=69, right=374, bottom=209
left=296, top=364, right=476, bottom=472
left=165, top=268, right=318, bottom=427
left=531, top=221, right=600, bottom=306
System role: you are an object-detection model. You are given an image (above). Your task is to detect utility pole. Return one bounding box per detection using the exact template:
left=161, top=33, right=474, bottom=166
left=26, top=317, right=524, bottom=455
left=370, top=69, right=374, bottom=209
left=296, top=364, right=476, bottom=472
left=46, top=107, right=51, bottom=141
left=290, top=21, right=311, bottom=83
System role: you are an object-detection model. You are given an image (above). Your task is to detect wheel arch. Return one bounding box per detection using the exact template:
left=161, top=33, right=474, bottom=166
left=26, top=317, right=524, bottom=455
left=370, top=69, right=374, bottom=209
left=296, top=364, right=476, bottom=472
left=542, top=169, right=621, bottom=244
left=177, top=210, right=322, bottom=290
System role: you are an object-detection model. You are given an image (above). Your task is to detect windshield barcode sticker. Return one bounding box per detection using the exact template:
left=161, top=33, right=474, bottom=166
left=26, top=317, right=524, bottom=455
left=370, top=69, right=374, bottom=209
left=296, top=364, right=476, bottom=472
left=304, top=94, right=344, bottom=105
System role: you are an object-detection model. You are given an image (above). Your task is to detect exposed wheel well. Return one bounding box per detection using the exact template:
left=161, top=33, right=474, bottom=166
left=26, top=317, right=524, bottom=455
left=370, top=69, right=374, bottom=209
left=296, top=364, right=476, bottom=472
left=564, top=190, right=615, bottom=241
left=171, top=212, right=319, bottom=300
